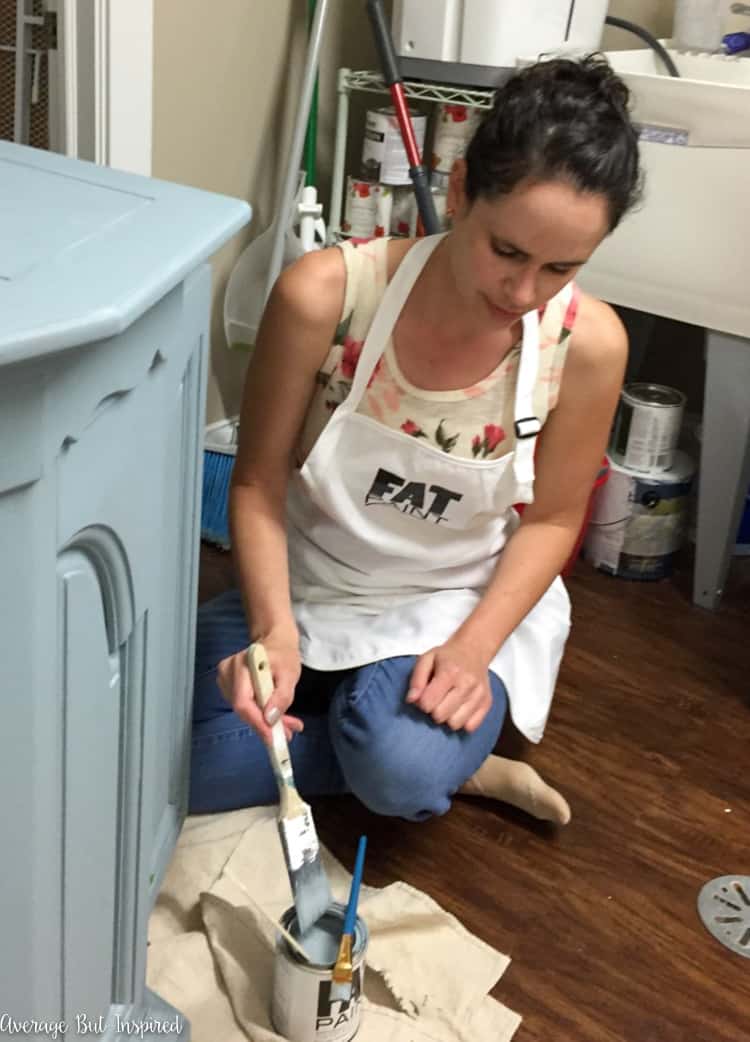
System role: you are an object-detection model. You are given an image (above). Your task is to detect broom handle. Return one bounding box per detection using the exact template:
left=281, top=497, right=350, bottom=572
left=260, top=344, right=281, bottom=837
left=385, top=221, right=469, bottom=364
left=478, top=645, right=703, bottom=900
left=365, top=0, right=440, bottom=235
left=263, top=0, right=330, bottom=307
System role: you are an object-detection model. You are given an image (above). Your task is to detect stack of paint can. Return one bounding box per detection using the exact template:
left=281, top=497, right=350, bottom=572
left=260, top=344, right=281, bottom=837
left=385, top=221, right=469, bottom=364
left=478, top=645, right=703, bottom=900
left=343, top=106, right=427, bottom=240
left=429, top=103, right=483, bottom=231
left=583, top=383, right=696, bottom=580
left=343, top=101, right=485, bottom=240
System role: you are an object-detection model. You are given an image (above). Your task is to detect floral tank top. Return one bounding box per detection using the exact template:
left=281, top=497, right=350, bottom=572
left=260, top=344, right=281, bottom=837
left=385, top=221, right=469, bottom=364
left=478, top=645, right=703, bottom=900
left=296, top=237, right=579, bottom=465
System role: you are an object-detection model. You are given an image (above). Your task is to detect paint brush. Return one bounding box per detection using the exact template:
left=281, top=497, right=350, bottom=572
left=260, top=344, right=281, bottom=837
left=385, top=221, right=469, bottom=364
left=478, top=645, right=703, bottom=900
left=330, top=834, right=367, bottom=1003
left=246, top=642, right=332, bottom=936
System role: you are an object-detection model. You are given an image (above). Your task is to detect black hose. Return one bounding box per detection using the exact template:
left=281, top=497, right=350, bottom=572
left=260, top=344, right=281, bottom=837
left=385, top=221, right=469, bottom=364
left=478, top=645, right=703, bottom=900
left=605, top=15, right=680, bottom=77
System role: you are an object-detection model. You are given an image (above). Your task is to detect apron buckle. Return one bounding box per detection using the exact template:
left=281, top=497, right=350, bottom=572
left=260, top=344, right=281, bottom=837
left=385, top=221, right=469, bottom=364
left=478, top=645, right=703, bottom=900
left=514, top=416, right=541, bottom=439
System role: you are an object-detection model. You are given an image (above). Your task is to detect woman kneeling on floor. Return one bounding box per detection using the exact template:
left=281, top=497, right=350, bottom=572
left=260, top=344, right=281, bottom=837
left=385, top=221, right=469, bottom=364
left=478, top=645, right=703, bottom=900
left=190, top=56, right=642, bottom=825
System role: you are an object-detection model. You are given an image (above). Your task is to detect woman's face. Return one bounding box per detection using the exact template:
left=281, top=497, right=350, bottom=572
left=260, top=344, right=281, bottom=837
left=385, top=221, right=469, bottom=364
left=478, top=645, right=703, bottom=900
left=446, top=164, right=610, bottom=327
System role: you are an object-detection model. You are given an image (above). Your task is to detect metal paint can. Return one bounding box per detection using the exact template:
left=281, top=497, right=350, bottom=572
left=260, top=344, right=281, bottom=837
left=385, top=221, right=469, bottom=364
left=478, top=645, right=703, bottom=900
left=610, top=382, right=686, bottom=474
left=361, top=107, right=427, bottom=185
left=583, top=452, right=695, bottom=580
left=390, top=185, right=417, bottom=237
left=431, top=185, right=450, bottom=230
left=271, top=903, right=368, bottom=1042
left=373, top=183, right=393, bottom=238
left=342, top=179, right=392, bottom=240
left=430, top=103, right=482, bottom=174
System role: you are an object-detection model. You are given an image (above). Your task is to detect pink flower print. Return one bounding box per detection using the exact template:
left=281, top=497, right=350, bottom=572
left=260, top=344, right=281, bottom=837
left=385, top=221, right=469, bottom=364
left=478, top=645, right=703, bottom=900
left=472, top=423, right=506, bottom=458
left=401, top=419, right=427, bottom=439
left=484, top=424, right=505, bottom=452
left=340, top=336, right=363, bottom=379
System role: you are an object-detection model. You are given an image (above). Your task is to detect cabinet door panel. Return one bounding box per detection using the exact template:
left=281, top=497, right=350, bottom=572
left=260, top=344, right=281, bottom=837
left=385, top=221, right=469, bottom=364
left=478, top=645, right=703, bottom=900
left=58, top=548, right=122, bottom=1023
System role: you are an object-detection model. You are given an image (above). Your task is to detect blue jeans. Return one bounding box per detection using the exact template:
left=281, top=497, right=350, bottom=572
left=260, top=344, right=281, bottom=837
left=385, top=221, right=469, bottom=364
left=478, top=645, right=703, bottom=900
left=190, top=589, right=508, bottom=821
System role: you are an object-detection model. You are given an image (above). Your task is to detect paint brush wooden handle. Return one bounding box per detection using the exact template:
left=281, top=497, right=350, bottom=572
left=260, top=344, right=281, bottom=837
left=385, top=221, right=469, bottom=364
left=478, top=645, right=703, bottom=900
left=246, top=643, right=305, bottom=819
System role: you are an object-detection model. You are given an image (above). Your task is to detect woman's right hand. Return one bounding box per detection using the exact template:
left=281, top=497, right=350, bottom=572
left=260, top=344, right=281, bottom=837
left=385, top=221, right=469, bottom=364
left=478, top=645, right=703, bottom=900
left=216, top=632, right=304, bottom=745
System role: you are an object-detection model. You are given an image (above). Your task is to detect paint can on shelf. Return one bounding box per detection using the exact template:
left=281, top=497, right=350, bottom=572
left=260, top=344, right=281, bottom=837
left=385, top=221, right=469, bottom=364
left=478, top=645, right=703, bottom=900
left=361, top=107, right=427, bottom=185
left=271, top=902, right=368, bottom=1042
left=390, top=185, right=418, bottom=237
left=430, top=103, right=482, bottom=174
left=583, top=452, right=696, bottom=580
left=431, top=184, right=450, bottom=230
left=342, top=179, right=392, bottom=239
left=609, top=382, right=686, bottom=474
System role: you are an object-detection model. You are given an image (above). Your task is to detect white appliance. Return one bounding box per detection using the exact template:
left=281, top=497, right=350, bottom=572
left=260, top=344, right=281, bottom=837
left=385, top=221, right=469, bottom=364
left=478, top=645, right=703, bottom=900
left=392, top=0, right=610, bottom=86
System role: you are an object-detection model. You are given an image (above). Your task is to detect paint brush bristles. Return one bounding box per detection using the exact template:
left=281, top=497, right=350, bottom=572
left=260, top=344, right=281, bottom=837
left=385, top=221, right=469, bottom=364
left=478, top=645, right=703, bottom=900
left=330, top=835, right=367, bottom=1002
left=247, top=643, right=332, bottom=935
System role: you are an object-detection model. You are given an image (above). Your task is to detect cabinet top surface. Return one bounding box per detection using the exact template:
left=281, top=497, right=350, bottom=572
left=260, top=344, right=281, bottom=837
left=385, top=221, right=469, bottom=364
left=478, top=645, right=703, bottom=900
left=0, top=143, right=251, bottom=363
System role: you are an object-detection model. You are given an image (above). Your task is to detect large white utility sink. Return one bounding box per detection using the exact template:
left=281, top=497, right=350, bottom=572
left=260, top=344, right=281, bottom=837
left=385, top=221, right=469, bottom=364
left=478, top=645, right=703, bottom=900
left=580, top=46, right=750, bottom=335
left=578, top=47, right=750, bottom=612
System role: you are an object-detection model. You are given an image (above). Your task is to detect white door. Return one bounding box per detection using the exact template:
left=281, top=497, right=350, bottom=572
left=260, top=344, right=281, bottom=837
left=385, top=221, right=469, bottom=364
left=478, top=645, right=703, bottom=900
left=3, top=0, right=153, bottom=174
left=2, top=0, right=63, bottom=150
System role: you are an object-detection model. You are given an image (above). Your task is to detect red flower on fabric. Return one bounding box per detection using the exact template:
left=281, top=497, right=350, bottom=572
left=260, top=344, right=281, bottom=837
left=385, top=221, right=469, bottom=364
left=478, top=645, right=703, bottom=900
left=401, top=419, right=427, bottom=438
left=472, top=424, right=506, bottom=458
left=483, top=424, right=505, bottom=452
left=341, top=336, right=363, bottom=379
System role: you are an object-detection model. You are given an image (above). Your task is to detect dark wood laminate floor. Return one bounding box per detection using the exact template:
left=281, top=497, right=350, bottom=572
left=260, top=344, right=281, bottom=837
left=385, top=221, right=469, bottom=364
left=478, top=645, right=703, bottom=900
left=198, top=545, right=750, bottom=1042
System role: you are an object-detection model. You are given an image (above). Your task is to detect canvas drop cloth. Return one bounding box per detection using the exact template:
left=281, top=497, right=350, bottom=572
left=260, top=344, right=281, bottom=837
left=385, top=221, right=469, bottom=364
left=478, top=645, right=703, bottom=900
left=146, top=807, right=521, bottom=1042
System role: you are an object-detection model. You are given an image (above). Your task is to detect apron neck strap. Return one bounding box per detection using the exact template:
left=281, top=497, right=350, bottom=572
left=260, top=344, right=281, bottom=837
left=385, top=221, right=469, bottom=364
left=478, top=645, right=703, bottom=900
left=339, top=234, right=446, bottom=414
left=512, top=309, right=541, bottom=485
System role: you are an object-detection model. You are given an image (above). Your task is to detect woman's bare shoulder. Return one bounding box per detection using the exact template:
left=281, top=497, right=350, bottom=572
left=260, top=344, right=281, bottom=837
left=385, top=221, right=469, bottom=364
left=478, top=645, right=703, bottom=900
left=385, top=236, right=417, bottom=281
left=273, top=245, right=347, bottom=329
left=568, top=291, right=628, bottom=373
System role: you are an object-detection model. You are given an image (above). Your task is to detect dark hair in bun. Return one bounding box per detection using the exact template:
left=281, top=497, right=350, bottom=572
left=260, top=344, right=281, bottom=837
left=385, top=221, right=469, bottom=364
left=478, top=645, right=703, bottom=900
left=464, top=55, right=643, bottom=230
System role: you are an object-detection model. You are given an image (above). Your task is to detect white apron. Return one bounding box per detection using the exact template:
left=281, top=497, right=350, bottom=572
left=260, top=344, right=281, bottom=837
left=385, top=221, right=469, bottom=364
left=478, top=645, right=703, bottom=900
left=286, top=234, right=571, bottom=743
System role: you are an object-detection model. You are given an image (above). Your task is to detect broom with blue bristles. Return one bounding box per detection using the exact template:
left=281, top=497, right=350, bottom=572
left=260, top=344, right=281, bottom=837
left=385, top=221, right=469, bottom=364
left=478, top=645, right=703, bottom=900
left=200, top=417, right=239, bottom=549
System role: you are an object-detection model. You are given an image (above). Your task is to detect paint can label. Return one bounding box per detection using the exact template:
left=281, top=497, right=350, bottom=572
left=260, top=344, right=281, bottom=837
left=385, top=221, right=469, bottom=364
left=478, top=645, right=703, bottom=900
left=430, top=103, right=482, bottom=174
left=610, top=382, right=686, bottom=474
left=271, top=904, right=368, bottom=1042
left=361, top=107, right=427, bottom=186
left=431, top=185, right=450, bottom=230
left=390, top=185, right=417, bottom=237
left=342, top=179, right=392, bottom=240
left=583, top=452, right=695, bottom=580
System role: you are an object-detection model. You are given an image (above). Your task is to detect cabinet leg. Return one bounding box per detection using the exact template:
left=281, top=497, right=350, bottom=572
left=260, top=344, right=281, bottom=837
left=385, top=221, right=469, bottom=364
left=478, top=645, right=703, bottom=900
left=693, top=329, right=750, bottom=610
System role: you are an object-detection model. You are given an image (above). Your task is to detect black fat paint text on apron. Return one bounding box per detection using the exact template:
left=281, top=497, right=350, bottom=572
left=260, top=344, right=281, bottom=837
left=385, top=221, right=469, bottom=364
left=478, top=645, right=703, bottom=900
left=365, top=467, right=463, bottom=524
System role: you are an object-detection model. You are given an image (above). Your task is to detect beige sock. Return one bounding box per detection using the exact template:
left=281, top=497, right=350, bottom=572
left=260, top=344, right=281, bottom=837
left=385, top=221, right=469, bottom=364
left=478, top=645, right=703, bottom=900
left=459, top=755, right=571, bottom=825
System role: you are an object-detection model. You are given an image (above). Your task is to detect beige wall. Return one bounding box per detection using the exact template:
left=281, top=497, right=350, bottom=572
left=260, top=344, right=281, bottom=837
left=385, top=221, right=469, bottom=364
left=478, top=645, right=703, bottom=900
left=602, top=0, right=675, bottom=48
left=152, top=0, right=389, bottom=426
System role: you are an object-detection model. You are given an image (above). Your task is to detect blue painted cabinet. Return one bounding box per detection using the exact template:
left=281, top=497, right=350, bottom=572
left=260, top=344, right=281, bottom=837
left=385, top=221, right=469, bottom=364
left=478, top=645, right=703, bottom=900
left=0, top=143, right=250, bottom=1040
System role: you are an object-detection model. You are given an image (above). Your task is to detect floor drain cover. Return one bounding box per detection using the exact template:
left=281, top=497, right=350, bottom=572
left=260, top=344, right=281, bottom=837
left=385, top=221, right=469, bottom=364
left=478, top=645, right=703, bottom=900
left=697, top=876, right=750, bottom=957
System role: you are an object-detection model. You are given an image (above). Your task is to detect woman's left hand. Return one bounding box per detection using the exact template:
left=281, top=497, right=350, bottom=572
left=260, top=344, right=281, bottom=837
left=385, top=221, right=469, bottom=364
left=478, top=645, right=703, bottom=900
left=406, top=638, right=493, bottom=733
